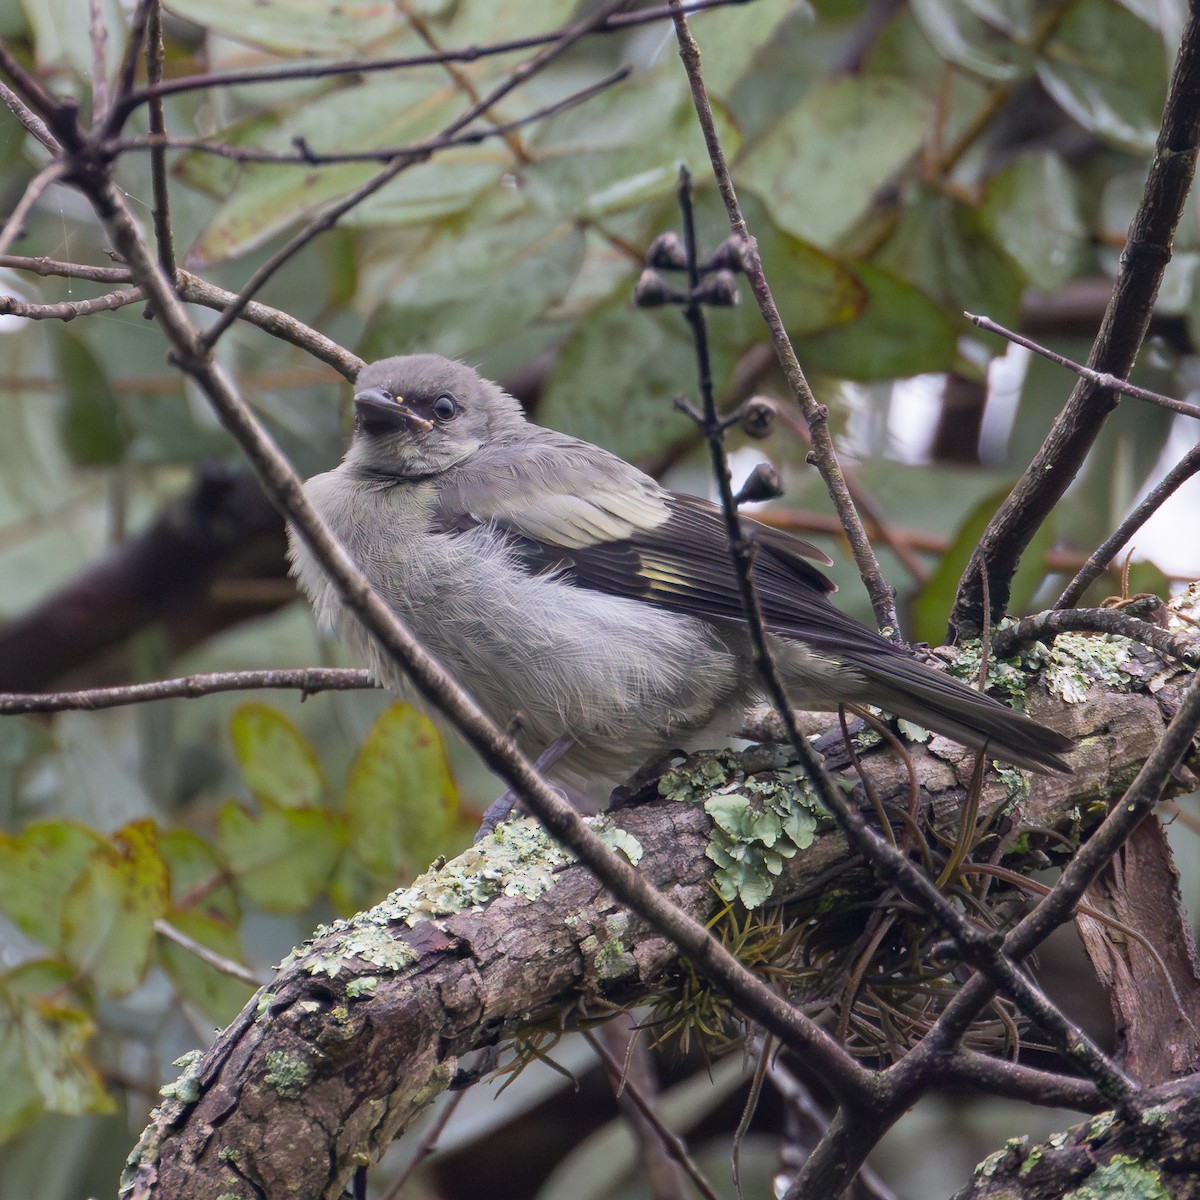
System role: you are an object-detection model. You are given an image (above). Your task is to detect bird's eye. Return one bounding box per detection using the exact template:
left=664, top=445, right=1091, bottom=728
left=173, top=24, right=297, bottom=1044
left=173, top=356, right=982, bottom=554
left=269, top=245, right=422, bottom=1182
left=432, top=394, right=458, bottom=422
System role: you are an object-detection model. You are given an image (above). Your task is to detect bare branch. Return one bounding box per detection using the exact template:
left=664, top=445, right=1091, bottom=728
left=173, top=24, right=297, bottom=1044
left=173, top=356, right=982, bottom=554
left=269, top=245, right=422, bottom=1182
left=950, top=5, right=1200, bottom=633
left=111, top=68, right=628, bottom=166
left=0, top=256, right=362, bottom=376
left=0, top=286, right=145, bottom=321
left=0, top=78, right=59, bottom=151
left=667, top=0, right=898, bottom=635
left=0, top=160, right=65, bottom=257
left=153, top=918, right=265, bottom=988
left=111, top=0, right=751, bottom=121
left=966, top=311, right=1200, bottom=422
left=0, top=668, right=374, bottom=714
left=1057, top=440, right=1200, bottom=609
left=144, top=0, right=177, bottom=276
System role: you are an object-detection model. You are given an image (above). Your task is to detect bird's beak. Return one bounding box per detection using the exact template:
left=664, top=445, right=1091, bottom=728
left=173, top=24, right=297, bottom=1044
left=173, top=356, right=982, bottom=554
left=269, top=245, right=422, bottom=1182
left=353, top=387, right=434, bottom=433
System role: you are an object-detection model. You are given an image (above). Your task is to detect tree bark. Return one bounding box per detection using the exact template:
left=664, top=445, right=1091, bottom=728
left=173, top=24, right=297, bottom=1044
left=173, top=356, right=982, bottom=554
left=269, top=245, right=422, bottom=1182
left=119, top=644, right=1200, bottom=1200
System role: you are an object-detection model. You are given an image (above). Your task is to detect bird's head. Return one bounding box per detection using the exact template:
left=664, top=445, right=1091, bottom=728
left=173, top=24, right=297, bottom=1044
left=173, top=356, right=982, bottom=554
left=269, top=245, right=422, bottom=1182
left=346, top=354, right=525, bottom=478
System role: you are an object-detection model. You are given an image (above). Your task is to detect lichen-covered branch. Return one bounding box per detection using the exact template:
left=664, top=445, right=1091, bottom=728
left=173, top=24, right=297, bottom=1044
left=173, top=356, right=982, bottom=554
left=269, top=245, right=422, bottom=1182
left=121, top=648, right=1198, bottom=1200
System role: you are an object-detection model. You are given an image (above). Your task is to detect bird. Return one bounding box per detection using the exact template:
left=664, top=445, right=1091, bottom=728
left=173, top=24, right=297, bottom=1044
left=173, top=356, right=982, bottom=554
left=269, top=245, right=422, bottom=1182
left=289, top=354, right=1073, bottom=810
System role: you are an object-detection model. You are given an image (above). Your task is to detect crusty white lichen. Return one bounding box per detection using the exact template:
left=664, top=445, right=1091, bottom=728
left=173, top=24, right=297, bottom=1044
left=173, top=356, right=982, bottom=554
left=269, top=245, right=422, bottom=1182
left=284, top=818, right=574, bottom=980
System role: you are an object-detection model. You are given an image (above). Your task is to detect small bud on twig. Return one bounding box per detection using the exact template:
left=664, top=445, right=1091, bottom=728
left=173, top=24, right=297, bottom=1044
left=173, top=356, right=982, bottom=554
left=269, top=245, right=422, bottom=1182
left=739, top=396, right=776, bottom=439
left=734, top=461, right=784, bottom=506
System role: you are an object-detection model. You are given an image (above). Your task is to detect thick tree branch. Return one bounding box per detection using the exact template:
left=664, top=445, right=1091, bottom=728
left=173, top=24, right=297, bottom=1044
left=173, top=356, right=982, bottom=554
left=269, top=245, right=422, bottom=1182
left=122, top=663, right=1197, bottom=1200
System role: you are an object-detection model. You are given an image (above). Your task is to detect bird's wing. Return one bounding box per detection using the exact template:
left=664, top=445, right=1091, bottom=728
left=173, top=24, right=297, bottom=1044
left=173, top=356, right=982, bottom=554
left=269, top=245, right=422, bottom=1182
left=431, top=435, right=889, bottom=658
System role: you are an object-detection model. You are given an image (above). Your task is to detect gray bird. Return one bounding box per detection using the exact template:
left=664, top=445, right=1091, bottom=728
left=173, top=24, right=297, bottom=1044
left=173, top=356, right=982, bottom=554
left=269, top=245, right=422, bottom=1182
left=290, top=355, right=1072, bottom=809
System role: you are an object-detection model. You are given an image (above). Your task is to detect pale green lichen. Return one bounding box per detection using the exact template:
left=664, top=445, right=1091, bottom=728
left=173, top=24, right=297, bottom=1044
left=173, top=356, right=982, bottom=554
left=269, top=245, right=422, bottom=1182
left=282, top=818, right=573, bottom=979
left=700, top=760, right=825, bottom=909
left=1021, top=1146, right=1044, bottom=1175
left=658, top=754, right=733, bottom=803
left=994, top=761, right=1031, bottom=810
left=1139, top=1105, right=1169, bottom=1129
left=262, top=1050, right=311, bottom=1098
left=345, top=976, right=379, bottom=999
left=1044, top=632, right=1135, bottom=703
left=592, top=936, right=637, bottom=981
left=340, top=928, right=419, bottom=972
left=1085, top=1112, right=1117, bottom=1142
left=593, top=818, right=643, bottom=865
left=159, top=1050, right=204, bottom=1104
left=1063, top=1155, right=1168, bottom=1200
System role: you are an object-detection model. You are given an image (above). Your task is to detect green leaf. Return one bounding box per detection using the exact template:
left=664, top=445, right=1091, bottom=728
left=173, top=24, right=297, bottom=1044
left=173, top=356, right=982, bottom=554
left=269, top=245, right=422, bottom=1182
left=739, top=76, right=931, bottom=247
left=876, top=188, right=1026, bottom=328
left=159, top=829, right=240, bottom=922
left=0, top=961, right=111, bottom=1139
left=60, top=821, right=169, bottom=997
left=229, top=702, right=326, bottom=809
left=1037, top=0, right=1170, bottom=153
left=793, top=261, right=958, bottom=379
left=158, top=911, right=253, bottom=1025
left=162, top=0, right=398, bottom=55
left=218, top=800, right=344, bottom=912
left=0, top=821, right=107, bottom=951
left=981, top=152, right=1088, bottom=291
left=539, top=301, right=734, bottom=463
left=52, top=329, right=129, bottom=466
left=340, top=703, right=466, bottom=887
left=528, top=69, right=741, bottom=221
left=359, top=204, right=585, bottom=361
left=186, top=77, right=504, bottom=265
left=909, top=0, right=1037, bottom=82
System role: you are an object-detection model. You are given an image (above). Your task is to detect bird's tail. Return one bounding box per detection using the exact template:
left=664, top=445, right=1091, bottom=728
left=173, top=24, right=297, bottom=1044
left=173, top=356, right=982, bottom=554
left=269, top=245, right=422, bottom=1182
left=840, top=650, right=1073, bottom=775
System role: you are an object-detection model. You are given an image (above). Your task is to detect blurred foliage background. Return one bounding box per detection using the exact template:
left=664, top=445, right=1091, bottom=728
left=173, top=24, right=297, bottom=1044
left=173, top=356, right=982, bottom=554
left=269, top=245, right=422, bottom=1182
left=0, top=0, right=1198, bottom=1196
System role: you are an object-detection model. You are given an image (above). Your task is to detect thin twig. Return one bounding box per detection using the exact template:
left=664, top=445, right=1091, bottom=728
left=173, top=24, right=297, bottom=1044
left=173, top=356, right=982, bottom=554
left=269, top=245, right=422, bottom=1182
left=0, top=668, right=375, bottom=714
left=153, top=918, right=265, bottom=987
left=144, top=0, right=176, bottom=277
left=667, top=1, right=898, bottom=634
left=586, top=1028, right=723, bottom=1200
left=0, top=254, right=131, bottom=282
left=966, top=312, right=1200, bottom=422
left=0, top=160, right=65, bottom=257
left=376, top=1091, right=467, bottom=1200
left=0, top=287, right=146, bottom=321
left=197, top=9, right=635, bottom=349
left=112, top=68, right=628, bottom=165
left=950, top=3, right=1200, bottom=633
left=88, top=0, right=110, bottom=124
left=110, top=0, right=750, bottom=122
left=1056, top=440, right=1200, bottom=608
left=0, top=78, right=59, bottom=152
left=0, top=259, right=361, bottom=377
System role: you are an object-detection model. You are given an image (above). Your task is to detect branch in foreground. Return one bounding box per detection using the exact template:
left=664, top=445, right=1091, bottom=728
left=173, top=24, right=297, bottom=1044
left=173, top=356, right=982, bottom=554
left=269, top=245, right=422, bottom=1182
left=667, top=0, right=898, bottom=636
left=122, top=663, right=1191, bottom=1200
left=1056, top=440, right=1200, bottom=609
left=952, top=1074, right=1200, bottom=1200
